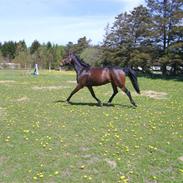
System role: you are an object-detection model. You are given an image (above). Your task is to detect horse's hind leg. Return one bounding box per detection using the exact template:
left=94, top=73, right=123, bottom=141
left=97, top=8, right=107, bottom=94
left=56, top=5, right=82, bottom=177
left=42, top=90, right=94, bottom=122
left=87, top=86, right=102, bottom=106
left=66, top=84, right=83, bottom=103
left=122, top=87, right=137, bottom=107
left=107, top=83, right=118, bottom=104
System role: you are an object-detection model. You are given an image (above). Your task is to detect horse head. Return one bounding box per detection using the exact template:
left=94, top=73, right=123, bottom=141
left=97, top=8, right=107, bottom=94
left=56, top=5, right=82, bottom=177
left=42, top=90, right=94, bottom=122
left=61, top=52, right=75, bottom=66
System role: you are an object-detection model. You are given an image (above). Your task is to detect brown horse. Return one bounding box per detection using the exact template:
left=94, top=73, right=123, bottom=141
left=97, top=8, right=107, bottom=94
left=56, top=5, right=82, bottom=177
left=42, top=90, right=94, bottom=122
left=62, top=53, right=140, bottom=107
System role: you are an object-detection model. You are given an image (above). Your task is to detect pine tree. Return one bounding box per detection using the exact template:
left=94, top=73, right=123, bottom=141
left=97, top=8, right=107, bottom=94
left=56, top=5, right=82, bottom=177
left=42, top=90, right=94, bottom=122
left=102, top=5, right=153, bottom=68
left=146, top=0, right=183, bottom=75
left=1, top=41, right=16, bottom=62
left=30, top=40, right=41, bottom=55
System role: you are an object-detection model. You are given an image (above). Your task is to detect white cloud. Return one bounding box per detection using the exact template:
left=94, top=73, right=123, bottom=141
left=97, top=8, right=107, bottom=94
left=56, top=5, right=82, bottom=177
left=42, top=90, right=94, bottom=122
left=0, top=15, right=114, bottom=45
left=110, top=0, right=144, bottom=11
left=0, top=0, right=145, bottom=45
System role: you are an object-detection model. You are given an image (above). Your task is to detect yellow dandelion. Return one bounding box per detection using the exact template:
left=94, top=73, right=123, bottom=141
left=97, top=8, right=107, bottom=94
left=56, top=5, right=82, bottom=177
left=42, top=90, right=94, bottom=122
left=80, top=165, right=85, bottom=169
left=152, top=176, right=157, bottom=179
left=39, top=174, right=44, bottom=178
left=33, top=176, right=37, bottom=180
left=120, top=176, right=125, bottom=180
left=23, top=129, right=30, bottom=133
left=54, top=171, right=59, bottom=175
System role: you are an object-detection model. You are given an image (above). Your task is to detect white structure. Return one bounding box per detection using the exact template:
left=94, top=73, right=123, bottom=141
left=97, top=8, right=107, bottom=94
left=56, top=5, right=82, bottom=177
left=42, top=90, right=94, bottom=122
left=34, top=64, right=39, bottom=75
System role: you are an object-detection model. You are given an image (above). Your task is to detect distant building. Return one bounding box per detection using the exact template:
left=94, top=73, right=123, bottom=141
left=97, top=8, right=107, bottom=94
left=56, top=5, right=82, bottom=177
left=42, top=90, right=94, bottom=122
left=0, top=62, right=21, bottom=69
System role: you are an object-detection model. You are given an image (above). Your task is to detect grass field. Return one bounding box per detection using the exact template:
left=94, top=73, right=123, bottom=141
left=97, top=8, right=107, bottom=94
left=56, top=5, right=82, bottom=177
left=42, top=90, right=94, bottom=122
left=0, top=70, right=182, bottom=183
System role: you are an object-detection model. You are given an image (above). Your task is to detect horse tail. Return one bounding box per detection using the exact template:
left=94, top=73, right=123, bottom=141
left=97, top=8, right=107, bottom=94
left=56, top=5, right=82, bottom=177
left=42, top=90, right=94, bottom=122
left=123, top=67, right=140, bottom=94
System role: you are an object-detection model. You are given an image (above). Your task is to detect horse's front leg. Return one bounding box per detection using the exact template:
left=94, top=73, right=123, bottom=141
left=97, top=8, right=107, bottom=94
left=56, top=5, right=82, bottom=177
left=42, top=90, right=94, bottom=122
left=66, top=84, right=83, bottom=103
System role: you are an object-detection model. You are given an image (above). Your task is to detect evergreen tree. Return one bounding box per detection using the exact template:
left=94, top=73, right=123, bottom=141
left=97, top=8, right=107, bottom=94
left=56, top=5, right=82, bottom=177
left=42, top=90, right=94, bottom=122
left=102, top=5, right=152, bottom=68
left=146, top=0, right=183, bottom=75
left=80, top=47, right=103, bottom=66
left=65, top=41, right=74, bottom=55
left=1, top=41, right=16, bottom=62
left=75, top=36, right=91, bottom=54
left=14, top=40, right=29, bottom=68
left=30, top=40, right=41, bottom=55
left=46, top=41, right=52, bottom=50
left=65, top=37, right=91, bottom=56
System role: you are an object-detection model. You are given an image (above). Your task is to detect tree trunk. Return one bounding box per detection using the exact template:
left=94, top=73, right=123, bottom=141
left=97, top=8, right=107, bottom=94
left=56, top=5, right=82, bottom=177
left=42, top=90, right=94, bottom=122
left=162, top=64, right=167, bottom=76
left=171, top=63, right=177, bottom=76
left=162, top=0, right=168, bottom=77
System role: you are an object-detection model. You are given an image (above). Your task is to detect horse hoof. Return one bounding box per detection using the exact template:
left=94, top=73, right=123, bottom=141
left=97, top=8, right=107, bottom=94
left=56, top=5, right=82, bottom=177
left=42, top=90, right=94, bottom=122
left=97, top=102, right=103, bottom=107
left=133, top=103, right=137, bottom=107
left=66, top=100, right=71, bottom=104
left=106, top=102, right=112, bottom=106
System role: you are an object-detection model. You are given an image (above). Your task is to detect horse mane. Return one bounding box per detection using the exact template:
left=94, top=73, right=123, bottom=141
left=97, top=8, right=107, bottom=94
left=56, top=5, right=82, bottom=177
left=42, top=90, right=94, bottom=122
left=74, top=54, right=90, bottom=68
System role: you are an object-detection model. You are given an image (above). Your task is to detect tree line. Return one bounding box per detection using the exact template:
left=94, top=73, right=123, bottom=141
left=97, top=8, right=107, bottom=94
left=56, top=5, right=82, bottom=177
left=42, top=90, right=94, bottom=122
left=0, top=0, right=182, bottom=76
left=0, top=40, right=65, bottom=69
left=102, top=0, right=183, bottom=76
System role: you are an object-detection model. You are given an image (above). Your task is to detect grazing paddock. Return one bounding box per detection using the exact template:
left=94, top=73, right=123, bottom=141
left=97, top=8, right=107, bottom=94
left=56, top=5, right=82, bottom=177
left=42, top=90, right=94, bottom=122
left=0, top=70, right=182, bottom=183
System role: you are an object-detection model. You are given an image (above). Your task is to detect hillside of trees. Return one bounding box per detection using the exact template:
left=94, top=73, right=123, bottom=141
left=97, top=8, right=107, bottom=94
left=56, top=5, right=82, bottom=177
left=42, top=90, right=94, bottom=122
left=0, top=0, right=182, bottom=76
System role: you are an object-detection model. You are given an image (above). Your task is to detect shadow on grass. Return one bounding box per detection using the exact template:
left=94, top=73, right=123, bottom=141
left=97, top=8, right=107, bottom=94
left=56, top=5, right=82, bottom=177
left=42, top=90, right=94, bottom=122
left=54, top=100, right=135, bottom=109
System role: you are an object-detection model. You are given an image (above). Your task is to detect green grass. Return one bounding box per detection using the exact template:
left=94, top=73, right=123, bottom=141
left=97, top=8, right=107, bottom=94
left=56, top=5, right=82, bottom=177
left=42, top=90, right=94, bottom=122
left=0, top=70, right=182, bottom=183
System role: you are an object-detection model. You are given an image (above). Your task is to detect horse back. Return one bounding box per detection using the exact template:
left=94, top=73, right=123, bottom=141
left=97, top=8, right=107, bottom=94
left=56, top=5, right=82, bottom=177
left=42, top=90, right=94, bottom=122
left=79, top=67, right=111, bottom=86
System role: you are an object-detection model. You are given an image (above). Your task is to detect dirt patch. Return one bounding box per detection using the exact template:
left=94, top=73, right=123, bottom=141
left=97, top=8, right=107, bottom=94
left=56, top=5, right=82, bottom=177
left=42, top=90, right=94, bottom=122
left=16, top=97, right=29, bottom=102
left=0, top=156, right=11, bottom=177
left=140, top=90, right=168, bottom=99
left=178, top=156, right=183, bottom=162
left=32, top=86, right=70, bottom=90
left=67, top=80, right=77, bottom=84
left=142, top=90, right=168, bottom=99
left=0, top=156, right=8, bottom=164
left=105, top=159, right=117, bottom=169
left=18, top=81, right=28, bottom=85
left=62, top=168, right=72, bottom=177
left=86, top=156, right=100, bottom=164
left=0, top=107, right=6, bottom=117
left=81, top=154, right=100, bottom=165
left=0, top=80, right=16, bottom=84
left=80, top=146, right=90, bottom=152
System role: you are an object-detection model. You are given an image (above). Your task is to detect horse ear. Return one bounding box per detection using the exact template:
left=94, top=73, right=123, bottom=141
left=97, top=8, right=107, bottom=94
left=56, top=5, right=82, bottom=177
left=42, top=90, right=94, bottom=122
left=69, top=51, right=74, bottom=56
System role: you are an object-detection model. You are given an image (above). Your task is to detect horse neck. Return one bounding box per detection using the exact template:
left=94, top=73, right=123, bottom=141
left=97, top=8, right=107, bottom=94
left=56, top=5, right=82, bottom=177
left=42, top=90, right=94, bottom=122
left=72, top=58, right=85, bottom=75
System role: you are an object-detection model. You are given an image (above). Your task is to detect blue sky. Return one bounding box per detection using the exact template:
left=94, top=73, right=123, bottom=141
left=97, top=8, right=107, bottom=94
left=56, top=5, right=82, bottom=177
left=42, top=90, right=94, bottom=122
left=0, top=0, right=144, bottom=46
